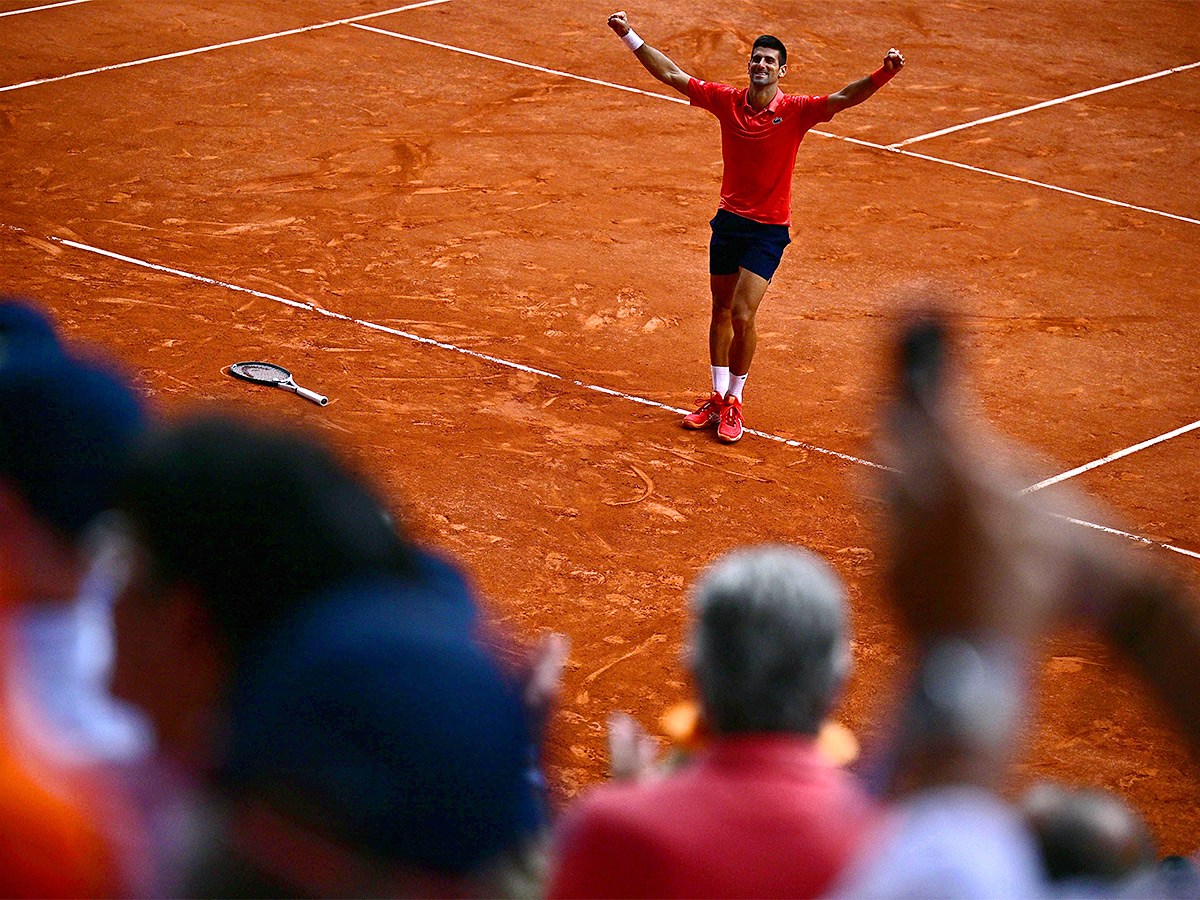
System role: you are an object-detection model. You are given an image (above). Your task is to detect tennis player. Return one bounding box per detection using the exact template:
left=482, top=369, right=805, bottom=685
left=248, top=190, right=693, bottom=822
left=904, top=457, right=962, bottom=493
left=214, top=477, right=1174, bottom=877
left=608, top=12, right=904, bottom=442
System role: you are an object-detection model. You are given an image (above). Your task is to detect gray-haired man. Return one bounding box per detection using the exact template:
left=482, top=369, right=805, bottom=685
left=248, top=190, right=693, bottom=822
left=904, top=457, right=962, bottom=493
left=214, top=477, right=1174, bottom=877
left=549, top=545, right=879, bottom=899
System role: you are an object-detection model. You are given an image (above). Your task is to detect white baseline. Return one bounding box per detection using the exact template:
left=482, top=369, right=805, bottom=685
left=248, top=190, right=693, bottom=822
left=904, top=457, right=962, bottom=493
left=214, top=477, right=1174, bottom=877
left=0, top=0, right=455, bottom=94
left=868, top=142, right=1200, bottom=228
left=350, top=24, right=1200, bottom=229
left=9, top=225, right=1194, bottom=561
left=0, top=0, right=96, bottom=19
left=37, top=231, right=883, bottom=473
left=893, top=60, right=1200, bottom=148
left=352, top=24, right=690, bottom=104
left=1054, top=514, right=1200, bottom=562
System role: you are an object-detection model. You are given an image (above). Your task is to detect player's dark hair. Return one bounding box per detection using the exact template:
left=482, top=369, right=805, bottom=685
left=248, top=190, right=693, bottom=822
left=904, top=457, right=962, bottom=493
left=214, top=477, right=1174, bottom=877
left=752, top=35, right=787, bottom=66
left=118, top=415, right=414, bottom=650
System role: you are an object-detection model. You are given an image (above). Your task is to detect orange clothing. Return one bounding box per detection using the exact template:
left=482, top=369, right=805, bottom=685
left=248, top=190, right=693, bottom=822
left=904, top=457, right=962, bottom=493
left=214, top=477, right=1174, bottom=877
left=0, top=619, right=121, bottom=898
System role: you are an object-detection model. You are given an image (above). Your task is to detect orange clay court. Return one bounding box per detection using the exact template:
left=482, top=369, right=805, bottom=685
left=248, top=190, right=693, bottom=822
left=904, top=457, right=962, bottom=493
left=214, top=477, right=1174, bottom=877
left=2, top=0, right=1199, bottom=853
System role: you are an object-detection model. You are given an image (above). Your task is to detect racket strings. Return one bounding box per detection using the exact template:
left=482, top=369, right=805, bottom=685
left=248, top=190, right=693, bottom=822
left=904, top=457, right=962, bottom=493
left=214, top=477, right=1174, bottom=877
left=234, top=363, right=290, bottom=384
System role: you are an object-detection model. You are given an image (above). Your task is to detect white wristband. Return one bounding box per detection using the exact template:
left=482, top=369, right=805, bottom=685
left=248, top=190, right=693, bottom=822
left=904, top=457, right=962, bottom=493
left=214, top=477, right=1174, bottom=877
left=621, top=30, right=644, bottom=52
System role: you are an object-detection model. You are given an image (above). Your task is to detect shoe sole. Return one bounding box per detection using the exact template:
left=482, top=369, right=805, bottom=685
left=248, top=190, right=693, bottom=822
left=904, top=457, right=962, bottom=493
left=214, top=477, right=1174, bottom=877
left=716, top=428, right=743, bottom=443
left=682, top=418, right=719, bottom=430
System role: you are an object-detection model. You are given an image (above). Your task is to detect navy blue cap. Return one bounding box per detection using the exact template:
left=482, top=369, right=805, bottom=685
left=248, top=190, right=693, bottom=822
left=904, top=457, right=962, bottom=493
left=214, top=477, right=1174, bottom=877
left=0, top=296, right=60, bottom=368
left=225, top=565, right=544, bottom=877
left=0, top=303, right=145, bottom=537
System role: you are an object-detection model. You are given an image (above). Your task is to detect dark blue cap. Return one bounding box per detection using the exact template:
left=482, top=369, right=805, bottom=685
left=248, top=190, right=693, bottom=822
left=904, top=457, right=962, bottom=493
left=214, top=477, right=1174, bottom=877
left=0, top=296, right=60, bottom=368
left=0, top=301, right=145, bottom=537
left=226, top=566, right=544, bottom=877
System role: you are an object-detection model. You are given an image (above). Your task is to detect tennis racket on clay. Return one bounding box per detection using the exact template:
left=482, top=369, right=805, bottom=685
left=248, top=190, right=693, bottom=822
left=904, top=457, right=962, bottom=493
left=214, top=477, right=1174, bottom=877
left=228, top=362, right=328, bottom=406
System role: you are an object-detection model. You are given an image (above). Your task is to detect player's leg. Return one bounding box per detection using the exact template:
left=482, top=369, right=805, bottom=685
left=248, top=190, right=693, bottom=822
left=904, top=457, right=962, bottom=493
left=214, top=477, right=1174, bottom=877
left=709, top=273, right=738, bottom=368
left=683, top=218, right=742, bottom=430
left=683, top=274, right=738, bottom=430
left=727, top=267, right=771, bottom=382
left=717, top=268, right=770, bottom=443
left=717, top=219, right=789, bottom=444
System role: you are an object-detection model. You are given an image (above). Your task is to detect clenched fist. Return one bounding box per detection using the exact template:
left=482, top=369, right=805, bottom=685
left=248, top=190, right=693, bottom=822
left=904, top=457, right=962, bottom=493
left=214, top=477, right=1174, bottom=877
left=608, top=11, right=632, bottom=37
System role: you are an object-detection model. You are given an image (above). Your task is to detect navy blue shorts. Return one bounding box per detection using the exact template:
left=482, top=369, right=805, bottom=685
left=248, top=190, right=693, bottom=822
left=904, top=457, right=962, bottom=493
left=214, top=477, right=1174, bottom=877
left=709, top=209, right=792, bottom=281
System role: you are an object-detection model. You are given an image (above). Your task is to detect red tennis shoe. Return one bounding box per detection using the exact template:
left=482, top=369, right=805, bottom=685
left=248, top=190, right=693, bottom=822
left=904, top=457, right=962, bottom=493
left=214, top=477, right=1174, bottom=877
left=717, top=395, right=744, bottom=443
left=682, top=392, right=724, bottom=430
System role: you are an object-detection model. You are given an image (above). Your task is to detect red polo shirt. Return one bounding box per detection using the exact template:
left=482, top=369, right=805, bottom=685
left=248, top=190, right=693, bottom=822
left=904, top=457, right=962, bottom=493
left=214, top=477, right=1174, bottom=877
left=547, top=734, right=880, bottom=899
left=688, top=78, right=832, bottom=227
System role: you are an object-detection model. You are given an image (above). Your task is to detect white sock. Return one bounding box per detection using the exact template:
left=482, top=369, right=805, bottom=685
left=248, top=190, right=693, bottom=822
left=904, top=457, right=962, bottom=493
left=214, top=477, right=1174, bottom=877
left=727, top=372, right=748, bottom=400
left=711, top=365, right=730, bottom=397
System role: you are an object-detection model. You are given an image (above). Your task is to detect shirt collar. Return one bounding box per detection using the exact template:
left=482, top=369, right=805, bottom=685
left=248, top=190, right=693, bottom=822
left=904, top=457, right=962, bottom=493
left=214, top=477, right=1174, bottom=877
left=742, top=87, right=785, bottom=115
left=703, top=732, right=828, bottom=770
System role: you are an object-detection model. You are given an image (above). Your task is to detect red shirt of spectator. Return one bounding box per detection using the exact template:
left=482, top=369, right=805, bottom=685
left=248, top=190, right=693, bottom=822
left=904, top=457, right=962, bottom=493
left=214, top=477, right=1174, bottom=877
left=688, top=77, right=832, bottom=227
left=547, top=733, right=879, bottom=899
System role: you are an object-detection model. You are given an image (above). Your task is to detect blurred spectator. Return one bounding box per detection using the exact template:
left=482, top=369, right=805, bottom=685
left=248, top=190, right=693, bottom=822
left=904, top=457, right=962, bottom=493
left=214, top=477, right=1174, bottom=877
left=0, top=296, right=58, bottom=360
left=1150, top=856, right=1200, bottom=898
left=0, top=297, right=152, bottom=896
left=548, top=545, right=878, bottom=899
left=831, top=311, right=1200, bottom=899
left=0, top=296, right=151, bottom=763
left=111, top=415, right=548, bottom=897
left=1021, top=781, right=1155, bottom=886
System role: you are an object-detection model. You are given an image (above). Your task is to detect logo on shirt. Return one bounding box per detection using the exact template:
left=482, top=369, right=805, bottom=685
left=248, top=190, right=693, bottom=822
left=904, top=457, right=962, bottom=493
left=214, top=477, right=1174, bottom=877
left=772, top=116, right=783, bottom=125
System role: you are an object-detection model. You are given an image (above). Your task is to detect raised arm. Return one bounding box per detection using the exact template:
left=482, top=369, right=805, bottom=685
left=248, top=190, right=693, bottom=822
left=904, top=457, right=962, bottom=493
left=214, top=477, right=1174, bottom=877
left=607, top=11, right=692, bottom=98
left=827, top=48, right=904, bottom=117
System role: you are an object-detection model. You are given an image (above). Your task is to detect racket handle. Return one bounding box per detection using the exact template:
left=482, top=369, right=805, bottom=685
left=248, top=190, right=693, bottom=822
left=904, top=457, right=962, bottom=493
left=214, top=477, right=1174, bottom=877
left=295, top=386, right=329, bottom=406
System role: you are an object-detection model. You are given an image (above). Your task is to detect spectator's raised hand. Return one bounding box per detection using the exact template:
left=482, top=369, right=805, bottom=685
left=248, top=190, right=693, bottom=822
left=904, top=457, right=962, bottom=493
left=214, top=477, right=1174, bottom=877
left=880, top=315, right=1034, bottom=641
left=607, top=711, right=659, bottom=781
left=877, top=313, right=1118, bottom=645
left=520, top=631, right=570, bottom=745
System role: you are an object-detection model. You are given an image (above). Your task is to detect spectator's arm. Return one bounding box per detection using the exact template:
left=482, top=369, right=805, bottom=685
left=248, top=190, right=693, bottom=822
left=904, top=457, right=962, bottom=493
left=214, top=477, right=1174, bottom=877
left=874, top=312, right=1200, bottom=796
left=873, top=313, right=1092, bottom=795
left=1100, top=573, right=1200, bottom=758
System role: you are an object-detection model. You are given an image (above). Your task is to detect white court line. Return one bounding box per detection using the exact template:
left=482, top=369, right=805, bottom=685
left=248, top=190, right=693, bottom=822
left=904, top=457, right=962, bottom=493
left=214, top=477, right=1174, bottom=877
left=4, top=222, right=1194, bottom=559
left=4, top=27, right=1194, bottom=550
left=893, top=60, right=1200, bottom=148
left=351, top=24, right=690, bottom=104
left=0, top=0, right=455, bottom=94
left=1023, top=418, right=1200, bottom=494
left=0, top=0, right=95, bottom=19
left=34, top=230, right=884, bottom=472
left=1053, top=514, right=1200, bottom=562
left=351, top=25, right=1200, bottom=229
left=836, top=136, right=1200, bottom=227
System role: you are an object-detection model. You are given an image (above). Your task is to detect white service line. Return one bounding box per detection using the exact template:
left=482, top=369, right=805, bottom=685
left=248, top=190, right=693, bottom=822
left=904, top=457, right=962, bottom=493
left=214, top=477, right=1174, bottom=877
left=3, top=221, right=1193, bottom=559
left=0, top=0, right=96, bottom=19
left=40, top=230, right=886, bottom=472
left=351, top=24, right=689, bottom=104
left=41, top=232, right=1198, bottom=559
left=837, top=136, right=1200, bottom=227
left=1023, top=418, right=1200, bottom=494
left=1053, top=514, right=1200, bottom=561
left=0, top=0, right=455, bottom=94
left=892, top=60, right=1200, bottom=148
left=350, top=26, right=1200, bottom=229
